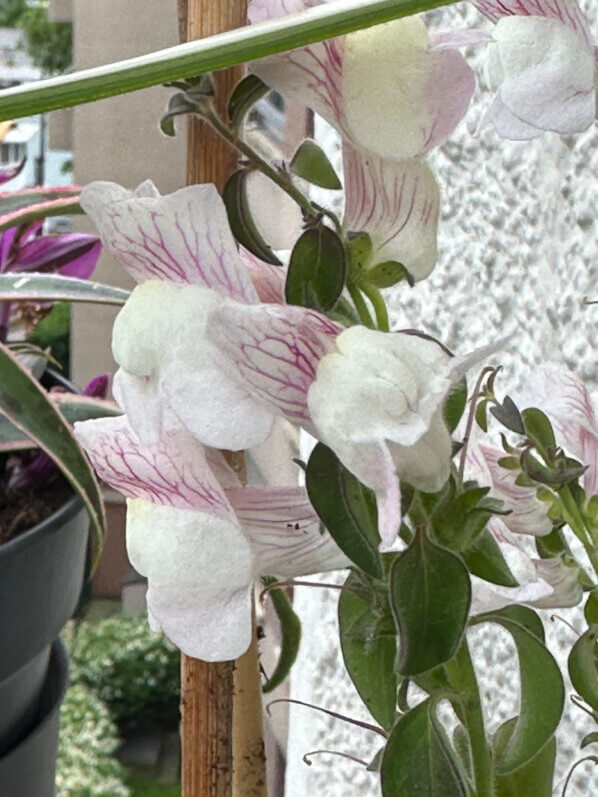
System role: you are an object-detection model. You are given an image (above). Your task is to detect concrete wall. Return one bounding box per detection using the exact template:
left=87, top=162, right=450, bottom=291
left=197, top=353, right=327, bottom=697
left=70, top=0, right=185, bottom=386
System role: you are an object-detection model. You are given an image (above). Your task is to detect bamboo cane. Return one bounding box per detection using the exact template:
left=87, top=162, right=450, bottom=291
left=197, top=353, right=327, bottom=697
left=178, top=1, right=266, bottom=795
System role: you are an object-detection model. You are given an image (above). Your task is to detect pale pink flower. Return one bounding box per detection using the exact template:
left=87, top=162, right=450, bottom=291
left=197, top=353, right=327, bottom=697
left=75, top=414, right=347, bottom=660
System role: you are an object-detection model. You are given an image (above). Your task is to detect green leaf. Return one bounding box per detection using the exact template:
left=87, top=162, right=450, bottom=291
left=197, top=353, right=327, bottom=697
left=223, top=170, right=281, bottom=266
left=228, top=74, right=269, bottom=128
left=285, top=226, right=346, bottom=311
left=366, top=260, right=413, bottom=289
left=452, top=724, right=473, bottom=783
left=581, top=732, right=598, bottom=749
left=494, top=721, right=556, bottom=797
left=381, top=700, right=468, bottom=796
left=521, top=408, right=556, bottom=453
left=290, top=139, right=342, bottom=190
left=493, top=605, right=545, bottom=642
left=0, top=343, right=106, bottom=566
left=306, top=443, right=382, bottom=578
left=0, top=0, right=459, bottom=120
left=0, top=274, right=130, bottom=306
left=462, top=528, right=519, bottom=587
left=159, top=91, right=198, bottom=136
left=490, top=396, right=524, bottom=435
left=390, top=530, right=471, bottom=676
left=585, top=591, right=598, bottom=626
left=338, top=571, right=397, bottom=730
left=444, top=378, right=467, bottom=434
left=568, top=630, right=598, bottom=712
left=261, top=578, right=302, bottom=694
left=475, top=399, right=489, bottom=432
left=0, top=190, right=82, bottom=232
left=472, top=607, right=564, bottom=774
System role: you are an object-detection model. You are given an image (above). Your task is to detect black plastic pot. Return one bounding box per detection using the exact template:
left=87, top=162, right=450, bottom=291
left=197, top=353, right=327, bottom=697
left=0, top=640, right=69, bottom=797
left=0, top=493, right=88, bottom=783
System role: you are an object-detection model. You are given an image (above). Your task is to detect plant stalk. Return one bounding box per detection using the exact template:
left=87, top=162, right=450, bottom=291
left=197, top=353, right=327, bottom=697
left=0, top=0, right=459, bottom=120
left=445, top=640, right=494, bottom=797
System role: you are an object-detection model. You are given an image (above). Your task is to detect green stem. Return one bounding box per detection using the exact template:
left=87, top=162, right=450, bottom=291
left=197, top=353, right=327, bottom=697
left=559, top=484, right=598, bottom=576
left=205, top=106, right=318, bottom=217
left=445, top=640, right=493, bottom=797
left=348, top=282, right=375, bottom=328
left=359, top=282, right=389, bottom=331
left=0, top=0, right=459, bottom=121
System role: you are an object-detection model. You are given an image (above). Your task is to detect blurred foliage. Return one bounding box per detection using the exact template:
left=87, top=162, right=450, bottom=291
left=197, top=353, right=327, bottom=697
left=56, top=683, right=130, bottom=797
left=65, top=615, right=180, bottom=731
left=28, top=301, right=70, bottom=373
left=1, top=0, right=72, bottom=75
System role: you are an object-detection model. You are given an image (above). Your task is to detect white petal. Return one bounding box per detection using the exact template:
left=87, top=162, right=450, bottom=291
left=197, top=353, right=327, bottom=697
left=161, top=359, right=275, bottom=450
left=389, top=409, right=452, bottom=494
left=342, top=16, right=475, bottom=160
left=228, top=486, right=350, bottom=574
left=112, top=369, right=162, bottom=445
left=471, top=0, right=592, bottom=46
left=127, top=499, right=255, bottom=660
left=343, top=144, right=440, bottom=282
left=482, top=95, right=541, bottom=139
left=492, top=16, right=595, bottom=135
left=74, top=415, right=235, bottom=520
left=80, top=181, right=258, bottom=303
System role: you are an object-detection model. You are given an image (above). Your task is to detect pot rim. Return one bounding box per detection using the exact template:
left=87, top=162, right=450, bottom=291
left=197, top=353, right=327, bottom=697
left=0, top=493, right=83, bottom=563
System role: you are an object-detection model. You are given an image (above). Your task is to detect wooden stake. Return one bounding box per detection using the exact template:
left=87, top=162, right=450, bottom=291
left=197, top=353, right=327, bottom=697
left=178, top=2, right=266, bottom=796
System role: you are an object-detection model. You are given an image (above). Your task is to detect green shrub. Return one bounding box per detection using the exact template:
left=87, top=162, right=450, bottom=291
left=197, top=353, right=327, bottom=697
left=56, top=683, right=129, bottom=797
left=68, top=616, right=180, bottom=730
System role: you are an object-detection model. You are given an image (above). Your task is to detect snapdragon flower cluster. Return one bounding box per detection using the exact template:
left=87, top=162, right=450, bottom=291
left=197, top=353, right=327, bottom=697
left=72, top=0, right=598, bottom=791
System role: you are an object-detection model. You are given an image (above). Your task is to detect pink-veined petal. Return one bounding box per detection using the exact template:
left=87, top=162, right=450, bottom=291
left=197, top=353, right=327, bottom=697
left=481, top=95, right=540, bottom=139
left=429, top=29, right=493, bottom=49
left=209, top=302, right=341, bottom=426
left=128, top=499, right=254, bottom=660
left=228, top=485, right=349, bottom=574
left=74, top=414, right=235, bottom=521
left=80, top=181, right=258, bottom=303
left=479, top=442, right=552, bottom=536
left=470, top=0, right=592, bottom=46
left=518, top=365, right=598, bottom=498
left=343, top=143, right=440, bottom=282
left=342, top=17, right=475, bottom=161
left=249, top=0, right=348, bottom=134
left=241, top=248, right=286, bottom=304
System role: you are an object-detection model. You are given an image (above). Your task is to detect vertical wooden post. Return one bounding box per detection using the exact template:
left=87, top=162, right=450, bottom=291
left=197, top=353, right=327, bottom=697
left=178, top=2, right=266, bottom=796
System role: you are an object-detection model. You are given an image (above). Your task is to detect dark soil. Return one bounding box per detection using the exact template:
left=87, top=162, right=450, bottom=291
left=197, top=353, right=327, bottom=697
left=0, top=467, right=72, bottom=547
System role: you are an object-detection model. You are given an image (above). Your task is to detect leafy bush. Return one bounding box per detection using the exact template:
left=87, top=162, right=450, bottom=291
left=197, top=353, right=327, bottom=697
left=56, top=683, right=129, bottom=797
left=68, top=616, right=180, bottom=730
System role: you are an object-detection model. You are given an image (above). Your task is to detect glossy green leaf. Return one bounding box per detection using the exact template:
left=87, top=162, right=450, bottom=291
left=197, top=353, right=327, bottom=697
left=443, top=378, right=467, bottom=434
left=285, top=226, right=346, bottom=311
left=228, top=74, right=269, bottom=128
left=262, top=578, right=302, bottom=693
left=366, top=260, right=413, bottom=289
left=568, top=630, right=598, bottom=712
left=490, top=396, right=524, bottom=435
left=381, top=700, right=467, bottom=796
left=0, top=0, right=458, bottom=121
left=338, top=571, right=397, bottom=730
left=494, top=720, right=556, bottom=797
left=472, top=607, right=564, bottom=774
left=0, top=343, right=106, bottom=566
left=390, top=530, right=471, bottom=676
left=0, top=274, right=130, bottom=306
left=306, top=443, right=382, bottom=578
left=291, top=139, right=342, bottom=189
left=223, top=170, right=281, bottom=266
left=462, top=528, right=519, bottom=587
left=522, top=407, right=556, bottom=453
left=585, top=591, right=598, bottom=626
